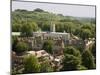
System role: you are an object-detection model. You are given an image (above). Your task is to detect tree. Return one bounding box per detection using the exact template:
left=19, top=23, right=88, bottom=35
left=24, top=55, right=40, bottom=73
left=15, top=9, right=28, bottom=12
left=56, top=23, right=64, bottom=32
left=62, top=46, right=85, bottom=71
left=12, top=24, right=21, bottom=32
left=21, top=21, right=38, bottom=37
left=77, top=65, right=87, bottom=70
left=74, top=28, right=81, bottom=36
left=81, top=24, right=92, bottom=31
left=89, top=41, right=96, bottom=64
left=78, top=24, right=95, bottom=40
left=40, top=59, right=53, bottom=72
left=30, top=21, right=38, bottom=31
left=62, top=54, right=82, bottom=71
left=79, top=29, right=92, bottom=40
left=21, top=23, right=33, bottom=37
left=12, top=36, right=18, bottom=51
left=34, top=8, right=44, bottom=12
left=42, top=40, right=53, bottom=54
left=15, top=41, right=29, bottom=53
left=82, top=50, right=95, bottom=69
left=41, top=22, right=50, bottom=31
left=64, top=22, right=74, bottom=33
left=91, top=42, right=96, bottom=58
left=64, top=46, right=81, bottom=58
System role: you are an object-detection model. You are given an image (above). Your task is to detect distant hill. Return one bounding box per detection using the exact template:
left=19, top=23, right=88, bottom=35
left=74, top=17, right=96, bottom=24
left=12, top=8, right=96, bottom=32
left=12, top=8, right=95, bottom=24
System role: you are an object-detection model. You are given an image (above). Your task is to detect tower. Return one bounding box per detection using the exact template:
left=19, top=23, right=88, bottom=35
left=50, top=23, right=55, bottom=32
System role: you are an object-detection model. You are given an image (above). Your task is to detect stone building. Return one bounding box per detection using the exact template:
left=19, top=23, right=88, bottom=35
left=12, top=24, right=70, bottom=52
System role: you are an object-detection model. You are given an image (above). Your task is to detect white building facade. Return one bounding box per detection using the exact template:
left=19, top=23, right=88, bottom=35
left=12, top=24, right=71, bottom=51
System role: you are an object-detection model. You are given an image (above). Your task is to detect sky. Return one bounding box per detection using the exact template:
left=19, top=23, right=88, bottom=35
left=12, top=1, right=96, bottom=18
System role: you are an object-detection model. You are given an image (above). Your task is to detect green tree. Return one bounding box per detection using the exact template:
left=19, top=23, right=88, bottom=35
left=21, top=21, right=38, bottom=37
left=40, top=60, right=53, bottom=72
left=41, top=22, right=50, bottom=31
left=79, top=29, right=92, bottom=40
left=64, top=46, right=81, bottom=58
left=74, top=28, right=81, bottom=36
left=82, top=50, right=95, bottom=69
left=12, top=24, right=21, bottom=32
left=30, top=21, right=38, bottom=31
left=81, top=24, right=92, bottom=30
left=12, top=36, right=18, bottom=51
left=77, top=65, right=87, bottom=70
left=15, top=41, right=29, bottom=53
left=62, top=54, right=82, bottom=71
left=42, top=40, right=53, bottom=54
left=64, top=22, right=74, bottom=33
left=62, top=46, right=86, bottom=71
left=91, top=42, right=96, bottom=58
left=24, top=55, right=40, bottom=73
left=34, top=8, right=44, bottom=12
left=21, top=23, right=33, bottom=37
left=56, top=23, right=64, bottom=32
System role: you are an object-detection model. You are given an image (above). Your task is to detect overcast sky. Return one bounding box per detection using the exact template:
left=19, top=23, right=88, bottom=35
left=12, top=1, right=96, bottom=18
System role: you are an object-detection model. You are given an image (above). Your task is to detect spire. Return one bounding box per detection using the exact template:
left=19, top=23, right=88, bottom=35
left=50, top=23, right=55, bottom=32
left=53, top=24, right=55, bottom=32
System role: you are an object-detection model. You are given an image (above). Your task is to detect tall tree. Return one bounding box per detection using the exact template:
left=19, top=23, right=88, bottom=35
left=21, top=23, right=33, bottom=37
left=12, top=36, right=18, bottom=51
left=24, top=55, right=40, bottom=73
left=21, top=21, right=38, bottom=37
left=34, top=8, right=44, bottom=12
left=40, top=59, right=53, bottom=72
left=15, top=41, right=29, bottom=53
left=91, top=42, right=96, bottom=58
left=42, top=40, right=53, bottom=54
left=79, top=29, right=92, bottom=40
left=62, top=46, right=86, bottom=71
left=64, top=46, right=81, bottom=58
left=82, top=50, right=95, bottom=69
left=62, top=54, right=81, bottom=71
